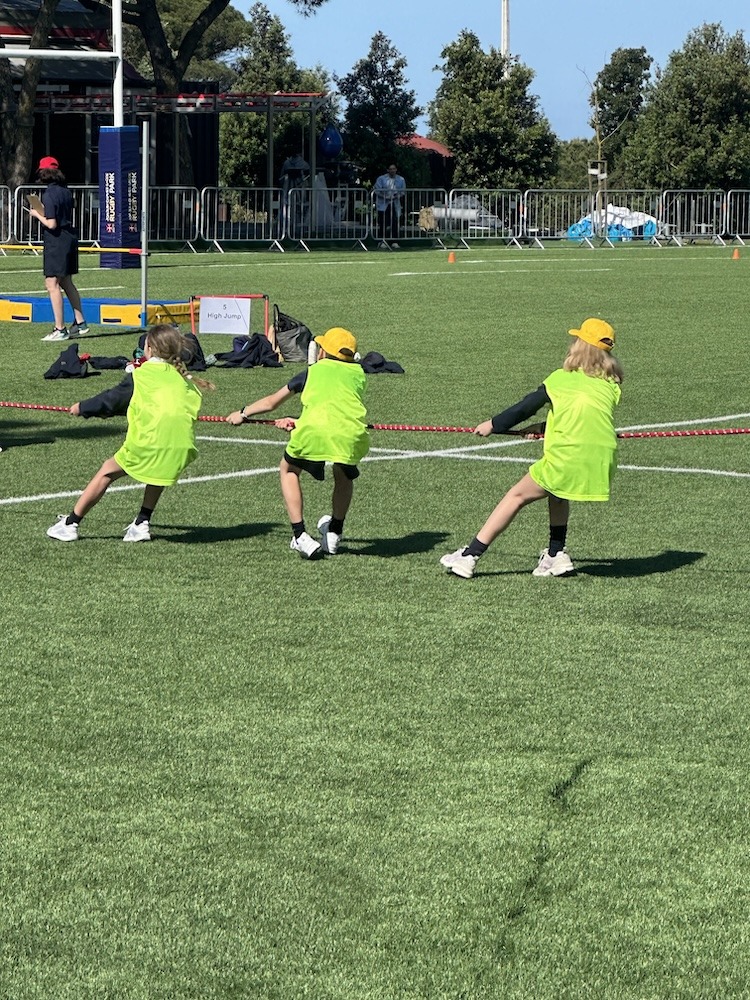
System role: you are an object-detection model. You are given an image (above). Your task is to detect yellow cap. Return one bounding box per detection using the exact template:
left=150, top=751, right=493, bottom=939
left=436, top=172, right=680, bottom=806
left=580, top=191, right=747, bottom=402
left=568, top=318, right=616, bottom=351
left=314, top=327, right=357, bottom=361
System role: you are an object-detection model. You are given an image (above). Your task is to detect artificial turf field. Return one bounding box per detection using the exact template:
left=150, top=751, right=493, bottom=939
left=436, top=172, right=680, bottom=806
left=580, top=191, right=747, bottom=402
left=0, top=244, right=748, bottom=999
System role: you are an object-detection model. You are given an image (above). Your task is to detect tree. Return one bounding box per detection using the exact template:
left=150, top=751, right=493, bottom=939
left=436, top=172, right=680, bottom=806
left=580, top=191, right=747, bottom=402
left=622, top=24, right=750, bottom=189
left=551, top=138, right=598, bottom=190
left=429, top=30, right=557, bottom=190
left=219, top=3, right=331, bottom=187
left=335, top=32, right=421, bottom=183
left=588, top=46, right=651, bottom=185
left=0, top=0, right=61, bottom=192
left=121, top=0, right=247, bottom=91
left=93, top=0, right=331, bottom=183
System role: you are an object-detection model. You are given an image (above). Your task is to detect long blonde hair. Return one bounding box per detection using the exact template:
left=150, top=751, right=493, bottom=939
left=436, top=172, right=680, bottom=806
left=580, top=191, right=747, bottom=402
left=145, top=325, right=215, bottom=390
left=563, top=338, right=624, bottom=384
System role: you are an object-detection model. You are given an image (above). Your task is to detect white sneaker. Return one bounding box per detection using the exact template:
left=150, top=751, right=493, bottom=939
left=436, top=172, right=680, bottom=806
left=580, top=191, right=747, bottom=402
left=440, top=548, right=478, bottom=579
left=47, top=515, right=79, bottom=541
left=123, top=520, right=151, bottom=542
left=317, top=514, right=341, bottom=554
left=42, top=327, right=70, bottom=342
left=532, top=548, right=575, bottom=577
left=290, top=531, right=322, bottom=559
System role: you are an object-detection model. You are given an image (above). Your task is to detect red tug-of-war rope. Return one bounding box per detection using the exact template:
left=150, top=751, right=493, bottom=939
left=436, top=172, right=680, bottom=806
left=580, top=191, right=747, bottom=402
left=1, top=402, right=749, bottom=439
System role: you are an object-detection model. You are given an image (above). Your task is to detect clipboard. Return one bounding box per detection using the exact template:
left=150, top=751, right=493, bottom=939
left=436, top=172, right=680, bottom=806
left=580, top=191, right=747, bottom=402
left=26, top=193, right=44, bottom=214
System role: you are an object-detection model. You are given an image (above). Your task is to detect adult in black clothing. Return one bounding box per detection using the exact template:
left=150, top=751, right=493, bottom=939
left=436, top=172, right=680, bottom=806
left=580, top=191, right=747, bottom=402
left=28, top=156, right=89, bottom=342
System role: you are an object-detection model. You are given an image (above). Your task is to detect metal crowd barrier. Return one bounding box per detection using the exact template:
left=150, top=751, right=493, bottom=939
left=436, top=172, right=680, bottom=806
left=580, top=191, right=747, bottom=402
left=657, top=190, right=725, bottom=245
left=5, top=182, right=750, bottom=250
left=0, top=185, right=11, bottom=244
left=148, top=186, right=200, bottom=248
left=522, top=190, right=591, bottom=245
left=371, top=187, right=448, bottom=247
left=286, top=184, right=371, bottom=248
left=12, top=184, right=96, bottom=246
left=199, top=187, right=283, bottom=250
left=725, top=191, right=750, bottom=244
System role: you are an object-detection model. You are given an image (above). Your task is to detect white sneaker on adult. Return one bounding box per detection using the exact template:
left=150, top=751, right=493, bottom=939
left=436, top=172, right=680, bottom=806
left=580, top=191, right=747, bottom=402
left=123, top=520, right=151, bottom=542
left=439, top=548, right=478, bottom=579
left=47, top=515, right=79, bottom=541
left=290, top=531, right=322, bottom=559
left=532, top=548, right=575, bottom=577
left=317, top=514, right=342, bottom=554
left=42, top=327, right=70, bottom=342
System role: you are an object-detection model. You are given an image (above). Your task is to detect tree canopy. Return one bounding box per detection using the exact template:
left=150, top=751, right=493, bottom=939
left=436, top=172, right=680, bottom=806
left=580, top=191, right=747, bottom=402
left=588, top=46, right=651, bottom=185
left=428, top=30, right=557, bottom=190
left=335, top=32, right=422, bottom=184
left=219, top=2, right=330, bottom=187
left=621, top=24, right=750, bottom=189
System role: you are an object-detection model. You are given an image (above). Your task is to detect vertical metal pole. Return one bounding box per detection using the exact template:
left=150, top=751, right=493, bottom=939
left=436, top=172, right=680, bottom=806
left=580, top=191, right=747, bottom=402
left=112, top=0, right=124, bottom=127
left=140, top=119, right=149, bottom=327
left=501, top=0, right=510, bottom=78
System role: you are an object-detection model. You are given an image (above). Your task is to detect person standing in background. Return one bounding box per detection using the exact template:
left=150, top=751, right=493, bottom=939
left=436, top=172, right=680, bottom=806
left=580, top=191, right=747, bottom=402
left=28, top=156, right=89, bottom=342
left=373, top=164, right=406, bottom=249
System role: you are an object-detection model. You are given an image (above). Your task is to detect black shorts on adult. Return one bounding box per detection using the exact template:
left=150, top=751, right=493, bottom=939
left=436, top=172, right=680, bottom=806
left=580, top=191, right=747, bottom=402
left=283, top=450, right=360, bottom=481
left=43, top=227, right=79, bottom=278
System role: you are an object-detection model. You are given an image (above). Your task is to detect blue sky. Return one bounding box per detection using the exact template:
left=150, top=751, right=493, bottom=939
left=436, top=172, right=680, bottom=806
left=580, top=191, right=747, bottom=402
left=240, top=0, right=747, bottom=140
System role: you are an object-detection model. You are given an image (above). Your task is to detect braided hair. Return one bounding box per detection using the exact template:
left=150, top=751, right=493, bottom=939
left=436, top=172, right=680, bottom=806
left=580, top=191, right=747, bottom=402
left=145, top=325, right=215, bottom=390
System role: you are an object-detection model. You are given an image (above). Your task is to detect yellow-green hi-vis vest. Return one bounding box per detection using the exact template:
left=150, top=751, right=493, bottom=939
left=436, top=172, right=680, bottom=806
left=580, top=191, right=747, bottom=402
left=529, top=368, right=621, bottom=501
left=286, top=358, right=369, bottom=465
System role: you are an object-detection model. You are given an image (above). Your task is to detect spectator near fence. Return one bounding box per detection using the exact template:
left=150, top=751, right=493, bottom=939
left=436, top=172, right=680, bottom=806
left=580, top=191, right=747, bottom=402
left=374, top=164, right=406, bottom=249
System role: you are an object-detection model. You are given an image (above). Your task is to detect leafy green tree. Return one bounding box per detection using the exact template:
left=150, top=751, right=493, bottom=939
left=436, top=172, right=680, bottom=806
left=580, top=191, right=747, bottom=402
left=588, top=46, right=651, bottom=184
left=622, top=24, right=750, bottom=189
left=428, top=30, right=557, bottom=189
left=219, top=2, right=331, bottom=187
left=551, top=138, right=598, bottom=190
left=0, top=0, right=62, bottom=192
left=335, top=32, right=422, bottom=183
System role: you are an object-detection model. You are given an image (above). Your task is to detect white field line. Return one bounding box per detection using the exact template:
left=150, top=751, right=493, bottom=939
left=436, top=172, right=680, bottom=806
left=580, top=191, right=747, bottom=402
left=391, top=268, right=612, bottom=277
left=617, top=412, right=750, bottom=431
left=10, top=285, right=126, bottom=295
left=2, top=428, right=747, bottom=506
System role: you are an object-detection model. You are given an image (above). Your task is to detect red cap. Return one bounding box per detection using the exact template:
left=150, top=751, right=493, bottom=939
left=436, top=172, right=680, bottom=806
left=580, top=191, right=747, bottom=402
left=38, top=156, right=59, bottom=170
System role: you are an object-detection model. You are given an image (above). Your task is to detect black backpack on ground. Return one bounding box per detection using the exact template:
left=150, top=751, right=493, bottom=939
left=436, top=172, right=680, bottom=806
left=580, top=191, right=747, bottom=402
left=272, top=305, right=312, bottom=362
left=43, top=344, right=92, bottom=379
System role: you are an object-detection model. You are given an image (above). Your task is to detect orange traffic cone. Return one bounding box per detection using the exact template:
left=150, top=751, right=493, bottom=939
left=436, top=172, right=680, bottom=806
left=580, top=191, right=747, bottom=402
left=448, top=251, right=456, bottom=264
left=732, top=248, right=740, bottom=260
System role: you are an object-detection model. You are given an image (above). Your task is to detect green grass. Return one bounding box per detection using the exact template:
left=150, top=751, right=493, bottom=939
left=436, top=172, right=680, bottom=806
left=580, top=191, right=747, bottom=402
left=0, top=244, right=748, bottom=999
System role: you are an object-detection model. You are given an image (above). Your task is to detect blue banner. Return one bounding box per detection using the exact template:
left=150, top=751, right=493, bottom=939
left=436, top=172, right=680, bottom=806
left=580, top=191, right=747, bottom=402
left=98, top=125, right=140, bottom=269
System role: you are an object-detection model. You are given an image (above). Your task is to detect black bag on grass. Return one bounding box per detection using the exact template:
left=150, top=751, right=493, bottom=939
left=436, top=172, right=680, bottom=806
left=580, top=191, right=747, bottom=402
left=44, top=344, right=91, bottom=379
left=273, top=304, right=312, bottom=362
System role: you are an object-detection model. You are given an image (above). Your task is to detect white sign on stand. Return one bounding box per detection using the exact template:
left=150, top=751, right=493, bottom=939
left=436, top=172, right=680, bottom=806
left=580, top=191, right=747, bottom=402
left=198, top=296, right=251, bottom=335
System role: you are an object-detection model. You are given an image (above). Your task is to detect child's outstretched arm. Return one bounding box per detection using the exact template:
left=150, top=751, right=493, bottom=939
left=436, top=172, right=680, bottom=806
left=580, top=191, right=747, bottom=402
left=226, top=385, right=293, bottom=425
left=474, top=385, right=550, bottom=436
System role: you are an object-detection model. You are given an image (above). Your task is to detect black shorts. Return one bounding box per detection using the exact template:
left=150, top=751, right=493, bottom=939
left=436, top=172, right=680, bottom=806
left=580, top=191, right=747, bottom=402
left=283, top=451, right=360, bottom=481
left=43, top=228, right=79, bottom=278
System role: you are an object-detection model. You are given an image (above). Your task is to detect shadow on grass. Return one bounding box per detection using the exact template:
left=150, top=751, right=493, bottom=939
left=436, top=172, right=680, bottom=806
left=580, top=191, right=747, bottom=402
left=0, top=422, right=121, bottom=449
left=159, top=521, right=279, bottom=544
left=349, top=530, right=450, bottom=558
left=468, top=549, right=706, bottom=580
left=576, top=549, right=706, bottom=577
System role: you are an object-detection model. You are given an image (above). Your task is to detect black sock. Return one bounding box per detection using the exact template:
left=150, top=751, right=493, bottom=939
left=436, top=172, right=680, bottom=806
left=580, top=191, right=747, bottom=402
left=549, top=525, right=567, bottom=556
left=135, top=506, right=153, bottom=525
left=463, top=537, right=489, bottom=558
left=292, top=521, right=305, bottom=539
left=65, top=512, right=82, bottom=525
left=330, top=517, right=344, bottom=534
